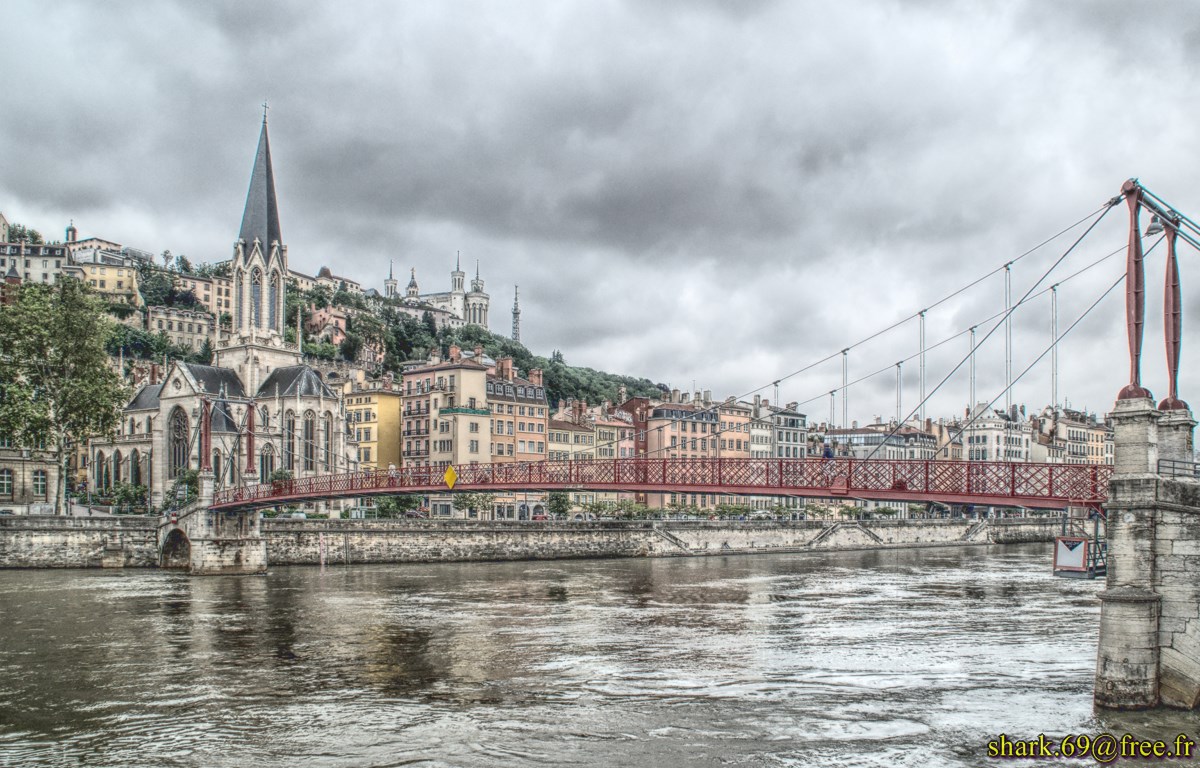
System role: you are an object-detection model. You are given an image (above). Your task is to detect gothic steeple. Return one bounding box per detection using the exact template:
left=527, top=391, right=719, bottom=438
left=238, top=114, right=282, bottom=263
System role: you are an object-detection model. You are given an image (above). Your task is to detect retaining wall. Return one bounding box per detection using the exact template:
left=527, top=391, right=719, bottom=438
left=0, top=515, right=1063, bottom=569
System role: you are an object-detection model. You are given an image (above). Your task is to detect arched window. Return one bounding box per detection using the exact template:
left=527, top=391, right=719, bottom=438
left=303, top=410, right=315, bottom=471
left=283, top=411, right=295, bottom=471
left=269, top=270, right=280, bottom=331
left=0, top=469, right=12, bottom=497
left=146, top=415, right=153, bottom=433
left=235, top=269, right=244, bottom=329
left=129, top=417, right=136, bottom=435
left=251, top=268, right=263, bottom=328
left=323, top=412, right=333, bottom=471
left=112, top=450, right=122, bottom=484
left=130, top=451, right=141, bottom=487
left=168, top=407, right=190, bottom=478
left=94, top=451, right=106, bottom=490
left=259, top=445, right=275, bottom=483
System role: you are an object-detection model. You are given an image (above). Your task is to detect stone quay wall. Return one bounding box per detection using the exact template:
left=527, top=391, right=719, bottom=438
left=0, top=515, right=159, bottom=569
left=261, top=517, right=1059, bottom=566
left=0, top=515, right=1062, bottom=570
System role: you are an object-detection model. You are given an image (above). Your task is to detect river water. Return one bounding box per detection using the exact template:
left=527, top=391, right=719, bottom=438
left=1, top=544, right=1197, bottom=767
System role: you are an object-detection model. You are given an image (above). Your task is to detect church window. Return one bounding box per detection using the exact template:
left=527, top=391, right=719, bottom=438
left=113, top=451, right=122, bottom=484
left=259, top=445, right=275, bottom=483
left=303, top=411, right=315, bottom=471
left=212, top=451, right=222, bottom=483
left=235, top=270, right=244, bottom=328
left=268, top=271, right=279, bottom=331
left=284, top=411, right=295, bottom=471
left=130, top=451, right=141, bottom=487
left=251, top=269, right=263, bottom=328
left=168, top=407, right=190, bottom=478
left=322, top=413, right=333, bottom=471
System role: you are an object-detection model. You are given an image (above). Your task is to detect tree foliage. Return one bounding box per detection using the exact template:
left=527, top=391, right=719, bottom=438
left=454, top=492, right=496, bottom=517
left=0, top=278, right=126, bottom=513
left=547, top=491, right=572, bottom=518
left=6, top=223, right=43, bottom=243
left=375, top=494, right=421, bottom=518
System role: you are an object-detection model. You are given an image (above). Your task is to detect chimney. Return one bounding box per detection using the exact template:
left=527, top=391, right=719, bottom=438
left=558, top=398, right=566, bottom=412
left=681, top=392, right=690, bottom=404
left=618, top=385, right=627, bottom=403
left=497, top=356, right=514, bottom=381
left=529, top=368, right=543, bottom=386
left=763, top=399, right=770, bottom=408
left=473, top=344, right=484, bottom=359
left=704, top=389, right=712, bottom=404
left=449, top=344, right=461, bottom=362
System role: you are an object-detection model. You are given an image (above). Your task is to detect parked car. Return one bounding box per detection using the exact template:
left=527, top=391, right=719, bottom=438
left=531, top=514, right=548, bottom=521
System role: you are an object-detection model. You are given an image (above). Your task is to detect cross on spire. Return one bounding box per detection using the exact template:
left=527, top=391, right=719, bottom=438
left=261, top=101, right=269, bottom=123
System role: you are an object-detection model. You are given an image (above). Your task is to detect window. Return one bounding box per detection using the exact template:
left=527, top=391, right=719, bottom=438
left=0, top=469, right=11, bottom=496
left=303, top=412, right=316, bottom=471
left=168, top=407, right=190, bottom=478
left=284, top=412, right=296, bottom=471
left=469, top=440, right=479, bottom=453
left=469, top=422, right=479, bottom=433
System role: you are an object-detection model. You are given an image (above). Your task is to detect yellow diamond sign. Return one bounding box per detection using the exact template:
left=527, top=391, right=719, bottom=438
left=443, top=465, right=458, bottom=490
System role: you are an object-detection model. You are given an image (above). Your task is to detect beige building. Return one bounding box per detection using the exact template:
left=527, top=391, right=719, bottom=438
left=147, top=306, right=217, bottom=352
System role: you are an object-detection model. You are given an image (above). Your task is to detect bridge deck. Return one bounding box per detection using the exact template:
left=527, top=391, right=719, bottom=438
left=210, top=457, right=1111, bottom=512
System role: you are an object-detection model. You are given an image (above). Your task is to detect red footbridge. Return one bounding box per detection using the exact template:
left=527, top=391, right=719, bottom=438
left=210, top=457, right=1111, bottom=513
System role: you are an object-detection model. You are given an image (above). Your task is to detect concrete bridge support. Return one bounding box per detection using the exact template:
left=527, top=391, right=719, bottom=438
left=157, top=472, right=267, bottom=576
left=1096, top=397, right=1200, bottom=709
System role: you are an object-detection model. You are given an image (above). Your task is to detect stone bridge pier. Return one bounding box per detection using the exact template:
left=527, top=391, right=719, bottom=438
left=158, top=472, right=267, bottom=575
left=1096, top=396, right=1200, bottom=709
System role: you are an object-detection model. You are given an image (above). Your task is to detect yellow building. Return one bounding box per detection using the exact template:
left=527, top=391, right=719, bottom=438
left=63, top=262, right=141, bottom=305
left=345, top=376, right=403, bottom=471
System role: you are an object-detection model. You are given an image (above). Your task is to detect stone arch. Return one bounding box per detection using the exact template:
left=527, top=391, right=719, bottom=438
left=160, top=528, right=191, bottom=570
left=94, top=450, right=108, bottom=491
left=168, top=406, right=190, bottom=479
left=130, top=450, right=141, bottom=487
left=112, top=450, right=123, bottom=485
left=283, top=411, right=296, bottom=471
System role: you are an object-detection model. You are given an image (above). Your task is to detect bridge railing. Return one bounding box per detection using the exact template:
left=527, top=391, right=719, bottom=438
left=1158, top=458, right=1200, bottom=480
left=211, top=457, right=1112, bottom=510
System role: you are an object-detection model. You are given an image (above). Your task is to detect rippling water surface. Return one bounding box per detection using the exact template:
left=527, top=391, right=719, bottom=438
left=1, top=544, right=1198, bottom=767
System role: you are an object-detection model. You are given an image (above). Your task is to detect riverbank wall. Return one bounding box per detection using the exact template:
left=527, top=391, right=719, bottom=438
left=0, top=515, right=1062, bottom=569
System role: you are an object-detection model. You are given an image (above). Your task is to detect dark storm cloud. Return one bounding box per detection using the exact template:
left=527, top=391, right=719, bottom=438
left=3, top=0, right=1199, bottom=421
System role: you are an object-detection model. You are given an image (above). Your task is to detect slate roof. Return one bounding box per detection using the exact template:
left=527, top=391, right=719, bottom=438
left=256, top=365, right=336, bottom=399
left=210, top=400, right=239, bottom=433
left=4, top=263, right=18, bottom=280
left=238, top=119, right=282, bottom=258
left=181, top=363, right=246, bottom=398
left=125, top=383, right=163, bottom=411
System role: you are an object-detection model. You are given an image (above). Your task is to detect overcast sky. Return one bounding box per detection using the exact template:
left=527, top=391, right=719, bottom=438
left=4, top=0, right=1199, bottom=425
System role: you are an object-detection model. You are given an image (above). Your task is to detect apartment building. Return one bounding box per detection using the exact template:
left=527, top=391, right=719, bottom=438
left=147, top=306, right=217, bottom=352
left=345, top=375, right=403, bottom=471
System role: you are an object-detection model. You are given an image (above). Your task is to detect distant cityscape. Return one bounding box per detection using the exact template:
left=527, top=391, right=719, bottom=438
left=0, top=120, right=1115, bottom=520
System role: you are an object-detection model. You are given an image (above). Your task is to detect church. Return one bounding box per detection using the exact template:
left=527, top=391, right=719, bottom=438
left=383, top=254, right=491, bottom=329
left=89, top=117, right=352, bottom=514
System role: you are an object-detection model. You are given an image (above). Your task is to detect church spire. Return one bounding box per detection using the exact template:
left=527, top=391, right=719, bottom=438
left=238, top=116, right=282, bottom=259
left=512, top=285, right=521, bottom=343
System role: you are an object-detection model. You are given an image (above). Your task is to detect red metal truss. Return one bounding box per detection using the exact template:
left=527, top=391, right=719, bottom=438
left=210, top=457, right=1111, bottom=512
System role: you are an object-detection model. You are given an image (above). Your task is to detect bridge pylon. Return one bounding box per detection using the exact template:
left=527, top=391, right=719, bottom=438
left=157, top=472, right=267, bottom=576
left=1096, top=396, right=1200, bottom=709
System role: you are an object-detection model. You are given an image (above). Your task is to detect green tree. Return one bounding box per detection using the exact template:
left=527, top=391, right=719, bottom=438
left=454, top=492, right=496, bottom=518
left=547, top=491, right=572, bottom=519
left=0, top=278, right=126, bottom=514
left=6, top=223, right=43, bottom=243
left=174, top=254, right=193, bottom=274
left=375, top=495, right=422, bottom=518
